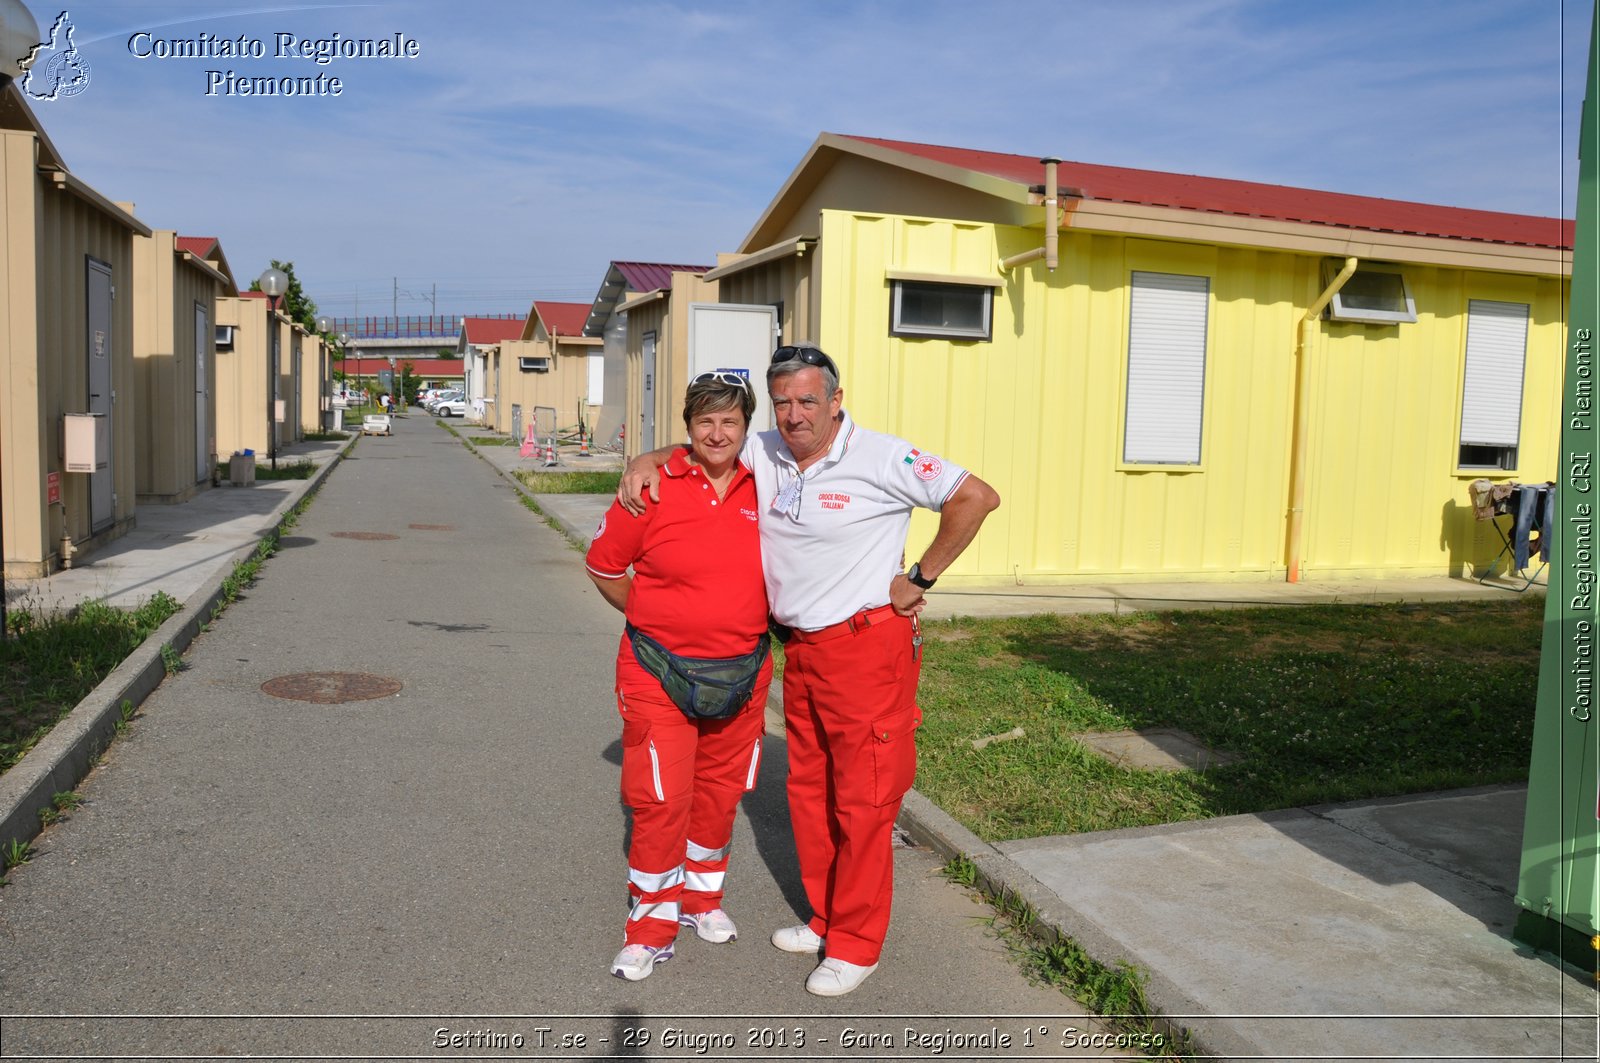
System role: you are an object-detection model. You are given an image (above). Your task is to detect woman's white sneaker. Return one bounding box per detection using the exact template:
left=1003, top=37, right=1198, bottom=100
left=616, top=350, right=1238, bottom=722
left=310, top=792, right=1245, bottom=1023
left=679, top=908, right=738, bottom=943
left=609, top=942, right=673, bottom=981
left=770, top=923, right=824, bottom=953
left=805, top=957, right=878, bottom=996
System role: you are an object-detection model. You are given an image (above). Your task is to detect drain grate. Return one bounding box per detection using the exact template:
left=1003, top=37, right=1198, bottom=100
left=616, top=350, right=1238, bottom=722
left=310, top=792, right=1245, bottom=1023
left=408, top=523, right=455, bottom=531
left=261, top=672, right=403, bottom=703
left=331, top=531, right=399, bottom=541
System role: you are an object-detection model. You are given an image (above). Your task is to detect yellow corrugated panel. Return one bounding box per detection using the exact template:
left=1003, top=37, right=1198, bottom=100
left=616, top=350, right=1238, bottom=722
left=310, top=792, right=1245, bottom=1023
left=813, top=208, right=1567, bottom=584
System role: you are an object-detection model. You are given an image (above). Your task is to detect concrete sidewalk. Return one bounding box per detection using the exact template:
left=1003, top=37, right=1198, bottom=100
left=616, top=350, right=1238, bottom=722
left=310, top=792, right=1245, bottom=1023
left=1, top=420, right=1586, bottom=1062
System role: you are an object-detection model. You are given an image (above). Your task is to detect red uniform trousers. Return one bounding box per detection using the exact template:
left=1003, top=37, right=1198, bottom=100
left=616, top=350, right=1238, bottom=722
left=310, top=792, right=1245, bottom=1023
left=781, top=610, right=921, bottom=967
left=615, top=637, right=771, bottom=948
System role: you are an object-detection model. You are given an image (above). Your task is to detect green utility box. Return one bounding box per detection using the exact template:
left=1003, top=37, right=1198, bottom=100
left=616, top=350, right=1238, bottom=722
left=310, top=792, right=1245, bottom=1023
left=1514, top=5, right=1600, bottom=972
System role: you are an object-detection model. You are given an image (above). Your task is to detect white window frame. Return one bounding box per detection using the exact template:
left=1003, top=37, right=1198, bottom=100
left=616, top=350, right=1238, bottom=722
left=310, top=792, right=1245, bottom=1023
left=1122, top=270, right=1210, bottom=467
left=1457, top=298, right=1529, bottom=472
left=518, top=356, right=550, bottom=372
left=1326, top=263, right=1418, bottom=325
left=889, top=279, right=993, bottom=340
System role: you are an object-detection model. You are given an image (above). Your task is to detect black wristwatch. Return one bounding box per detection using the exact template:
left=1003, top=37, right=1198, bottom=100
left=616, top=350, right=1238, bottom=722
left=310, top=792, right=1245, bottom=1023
left=907, top=562, right=937, bottom=590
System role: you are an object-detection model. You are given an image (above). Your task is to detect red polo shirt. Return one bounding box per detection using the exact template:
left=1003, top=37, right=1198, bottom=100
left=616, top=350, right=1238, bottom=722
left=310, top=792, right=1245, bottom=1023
left=586, top=448, right=767, bottom=658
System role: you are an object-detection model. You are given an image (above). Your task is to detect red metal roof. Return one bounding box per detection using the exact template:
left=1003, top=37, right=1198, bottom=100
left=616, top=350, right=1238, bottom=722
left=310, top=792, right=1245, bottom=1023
left=461, top=316, right=526, bottom=344
left=533, top=300, right=592, bottom=337
left=175, top=236, right=218, bottom=257
left=842, top=135, right=1573, bottom=250
left=614, top=261, right=713, bottom=292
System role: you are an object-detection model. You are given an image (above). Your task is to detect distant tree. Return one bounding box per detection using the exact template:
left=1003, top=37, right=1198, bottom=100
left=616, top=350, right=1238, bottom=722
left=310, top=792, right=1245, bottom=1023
left=248, top=259, right=318, bottom=332
left=401, top=362, right=419, bottom=405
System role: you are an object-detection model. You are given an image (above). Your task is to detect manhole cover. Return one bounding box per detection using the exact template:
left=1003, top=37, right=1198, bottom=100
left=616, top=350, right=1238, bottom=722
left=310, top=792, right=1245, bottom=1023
left=408, top=523, right=455, bottom=531
left=261, top=672, right=403, bottom=703
left=331, top=531, right=399, bottom=541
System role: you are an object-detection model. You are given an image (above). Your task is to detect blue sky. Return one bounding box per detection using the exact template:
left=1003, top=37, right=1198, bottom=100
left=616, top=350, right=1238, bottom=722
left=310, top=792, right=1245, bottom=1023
left=12, top=0, right=1593, bottom=319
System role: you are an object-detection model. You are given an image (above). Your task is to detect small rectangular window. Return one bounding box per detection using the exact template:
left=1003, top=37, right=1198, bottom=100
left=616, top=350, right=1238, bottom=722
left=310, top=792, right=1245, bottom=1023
left=1326, top=264, right=1417, bottom=324
left=518, top=356, right=550, bottom=372
left=1458, top=299, right=1529, bottom=471
left=215, top=325, right=235, bottom=350
left=890, top=280, right=992, bottom=340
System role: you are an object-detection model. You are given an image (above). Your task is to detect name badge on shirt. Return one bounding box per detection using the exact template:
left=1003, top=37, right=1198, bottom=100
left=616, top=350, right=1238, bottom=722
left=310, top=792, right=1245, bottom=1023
left=773, top=473, right=803, bottom=518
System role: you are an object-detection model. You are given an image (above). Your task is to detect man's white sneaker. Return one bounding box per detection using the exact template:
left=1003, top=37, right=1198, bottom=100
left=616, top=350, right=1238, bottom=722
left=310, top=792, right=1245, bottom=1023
left=770, top=923, right=824, bottom=953
left=805, top=957, right=878, bottom=997
left=679, top=908, right=738, bottom=943
left=609, top=942, right=673, bottom=981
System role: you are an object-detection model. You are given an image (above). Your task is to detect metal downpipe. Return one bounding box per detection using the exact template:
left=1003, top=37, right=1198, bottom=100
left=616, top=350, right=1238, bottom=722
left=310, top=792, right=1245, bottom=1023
left=1286, top=256, right=1358, bottom=583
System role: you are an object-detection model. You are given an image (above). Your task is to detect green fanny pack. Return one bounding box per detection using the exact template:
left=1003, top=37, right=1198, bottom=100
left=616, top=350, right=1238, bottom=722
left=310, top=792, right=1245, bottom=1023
left=627, top=623, right=771, bottom=720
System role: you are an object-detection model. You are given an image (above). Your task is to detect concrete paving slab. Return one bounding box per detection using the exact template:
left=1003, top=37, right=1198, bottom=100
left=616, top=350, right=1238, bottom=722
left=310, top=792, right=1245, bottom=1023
left=1070, top=727, right=1241, bottom=772
left=995, top=787, right=1598, bottom=1061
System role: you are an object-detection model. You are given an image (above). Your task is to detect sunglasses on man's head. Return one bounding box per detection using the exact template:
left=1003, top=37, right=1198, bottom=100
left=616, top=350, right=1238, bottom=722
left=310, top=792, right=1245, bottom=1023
left=770, top=345, right=838, bottom=378
left=691, top=371, right=753, bottom=395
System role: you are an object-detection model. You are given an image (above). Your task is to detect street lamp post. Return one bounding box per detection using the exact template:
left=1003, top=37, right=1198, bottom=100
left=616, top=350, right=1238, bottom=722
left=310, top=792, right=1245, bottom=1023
left=315, top=314, right=337, bottom=432
left=257, top=267, right=288, bottom=471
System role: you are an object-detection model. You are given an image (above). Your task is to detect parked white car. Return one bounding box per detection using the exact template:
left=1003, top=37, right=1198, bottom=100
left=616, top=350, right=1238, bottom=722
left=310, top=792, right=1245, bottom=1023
left=433, top=397, right=469, bottom=418
left=425, top=389, right=463, bottom=411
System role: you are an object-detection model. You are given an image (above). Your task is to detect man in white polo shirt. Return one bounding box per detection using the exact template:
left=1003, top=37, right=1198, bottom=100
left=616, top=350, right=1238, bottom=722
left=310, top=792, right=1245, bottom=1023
left=619, top=342, right=1000, bottom=996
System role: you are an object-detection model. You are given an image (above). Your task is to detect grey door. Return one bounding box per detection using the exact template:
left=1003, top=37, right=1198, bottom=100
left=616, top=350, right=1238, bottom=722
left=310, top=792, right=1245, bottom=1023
left=641, top=331, right=657, bottom=452
left=87, top=258, right=113, bottom=533
left=195, top=303, right=209, bottom=482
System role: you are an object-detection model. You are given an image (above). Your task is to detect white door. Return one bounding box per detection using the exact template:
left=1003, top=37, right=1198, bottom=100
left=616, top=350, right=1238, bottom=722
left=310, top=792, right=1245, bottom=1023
left=687, top=303, right=780, bottom=429
left=641, top=331, right=657, bottom=452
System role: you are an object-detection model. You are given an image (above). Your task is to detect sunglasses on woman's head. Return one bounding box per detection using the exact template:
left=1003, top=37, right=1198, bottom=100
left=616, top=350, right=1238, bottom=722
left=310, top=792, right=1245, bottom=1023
left=691, top=371, right=752, bottom=391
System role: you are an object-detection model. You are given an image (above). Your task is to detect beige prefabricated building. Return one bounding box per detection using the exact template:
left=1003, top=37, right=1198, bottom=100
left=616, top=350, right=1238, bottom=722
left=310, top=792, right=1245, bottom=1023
left=214, top=292, right=296, bottom=462
left=620, top=270, right=719, bottom=459
left=487, top=301, right=600, bottom=439
left=132, top=231, right=236, bottom=504
left=1, top=82, right=151, bottom=578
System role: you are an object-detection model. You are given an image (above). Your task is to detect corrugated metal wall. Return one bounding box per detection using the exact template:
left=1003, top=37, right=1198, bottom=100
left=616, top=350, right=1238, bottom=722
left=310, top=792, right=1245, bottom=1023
left=814, top=208, right=1565, bottom=583
left=134, top=235, right=219, bottom=502
left=31, top=171, right=137, bottom=568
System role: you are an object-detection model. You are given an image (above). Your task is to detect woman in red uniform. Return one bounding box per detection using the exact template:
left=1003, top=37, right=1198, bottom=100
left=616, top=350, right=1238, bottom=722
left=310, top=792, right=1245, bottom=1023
left=585, top=372, right=771, bottom=981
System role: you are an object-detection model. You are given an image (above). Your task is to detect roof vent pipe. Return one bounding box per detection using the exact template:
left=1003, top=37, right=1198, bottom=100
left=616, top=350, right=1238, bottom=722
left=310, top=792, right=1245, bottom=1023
left=1000, top=157, right=1063, bottom=272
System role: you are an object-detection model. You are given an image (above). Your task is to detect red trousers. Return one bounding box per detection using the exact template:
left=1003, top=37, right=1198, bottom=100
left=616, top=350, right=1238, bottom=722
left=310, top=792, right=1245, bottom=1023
left=781, top=612, right=921, bottom=966
left=615, top=638, right=771, bottom=947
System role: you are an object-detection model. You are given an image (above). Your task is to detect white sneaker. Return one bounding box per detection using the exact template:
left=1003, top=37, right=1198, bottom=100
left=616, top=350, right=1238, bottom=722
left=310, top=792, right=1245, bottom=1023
left=679, top=908, right=738, bottom=943
left=805, top=957, right=878, bottom=997
left=609, top=942, right=673, bottom=981
left=770, top=923, right=824, bottom=953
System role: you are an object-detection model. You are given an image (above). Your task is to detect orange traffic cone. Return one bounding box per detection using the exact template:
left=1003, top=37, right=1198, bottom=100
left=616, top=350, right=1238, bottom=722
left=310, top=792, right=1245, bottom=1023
left=578, top=430, right=590, bottom=457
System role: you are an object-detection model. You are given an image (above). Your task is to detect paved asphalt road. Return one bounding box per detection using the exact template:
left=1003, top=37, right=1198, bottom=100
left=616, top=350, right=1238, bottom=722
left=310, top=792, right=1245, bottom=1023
left=0, top=417, right=1122, bottom=1060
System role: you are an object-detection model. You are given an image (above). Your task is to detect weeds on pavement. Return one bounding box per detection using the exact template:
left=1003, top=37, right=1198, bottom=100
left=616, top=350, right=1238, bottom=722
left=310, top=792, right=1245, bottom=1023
left=942, top=856, right=1192, bottom=1058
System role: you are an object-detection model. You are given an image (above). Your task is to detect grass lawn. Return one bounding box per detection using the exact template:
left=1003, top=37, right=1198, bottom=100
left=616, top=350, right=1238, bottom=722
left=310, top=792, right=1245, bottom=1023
left=516, top=470, right=622, bottom=494
left=909, top=597, right=1541, bottom=841
left=0, top=594, right=182, bottom=775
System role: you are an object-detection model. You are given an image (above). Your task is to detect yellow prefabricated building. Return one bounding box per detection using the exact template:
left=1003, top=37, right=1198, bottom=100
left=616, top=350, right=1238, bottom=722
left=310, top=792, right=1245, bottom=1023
left=715, top=134, right=1571, bottom=585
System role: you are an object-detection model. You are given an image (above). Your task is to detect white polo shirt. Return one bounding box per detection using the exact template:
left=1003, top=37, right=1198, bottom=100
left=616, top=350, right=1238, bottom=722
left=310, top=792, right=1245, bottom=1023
left=742, top=411, right=969, bottom=630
